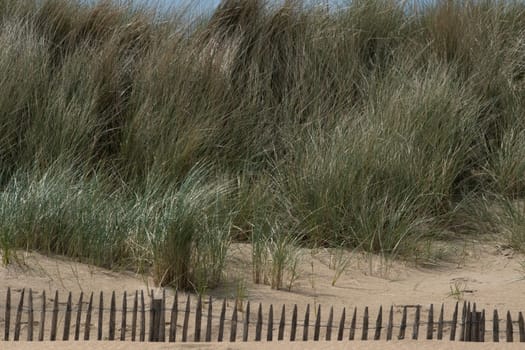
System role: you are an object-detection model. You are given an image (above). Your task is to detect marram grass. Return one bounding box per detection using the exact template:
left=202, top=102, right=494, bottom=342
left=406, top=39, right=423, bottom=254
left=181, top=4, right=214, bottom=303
left=1, top=0, right=525, bottom=290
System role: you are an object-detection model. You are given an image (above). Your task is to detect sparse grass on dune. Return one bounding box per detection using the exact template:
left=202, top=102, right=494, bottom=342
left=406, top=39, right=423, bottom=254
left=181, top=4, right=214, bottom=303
left=2, top=0, right=525, bottom=291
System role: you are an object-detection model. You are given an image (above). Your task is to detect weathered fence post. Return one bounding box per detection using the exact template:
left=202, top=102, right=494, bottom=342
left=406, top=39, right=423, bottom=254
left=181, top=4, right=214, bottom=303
left=206, top=296, right=213, bottom=342
left=374, top=306, right=383, bottom=340
left=242, top=301, right=250, bottom=342
left=14, top=288, right=24, bottom=341
left=437, top=304, right=444, bottom=340
left=218, top=299, right=226, bottom=342
left=182, top=295, right=190, bottom=342
left=108, top=291, right=115, bottom=341
left=168, top=291, right=177, bottom=342
left=149, top=295, right=162, bottom=342
left=97, top=291, right=103, bottom=341
left=349, top=307, right=357, bottom=340
left=519, top=312, right=525, bottom=342
left=326, top=306, right=334, bottom=341
left=412, top=305, right=420, bottom=340
left=50, top=291, right=59, bottom=341
left=27, top=289, right=33, bottom=341
left=39, top=290, right=46, bottom=341
left=290, top=304, right=297, bottom=341
left=4, top=287, right=11, bottom=341
left=450, top=302, right=458, bottom=341
left=84, top=292, right=93, bottom=341
left=140, top=290, right=145, bottom=342
left=131, top=291, right=138, bottom=342
left=255, top=303, right=262, bottom=341
left=160, top=290, right=165, bottom=342
left=74, top=292, right=83, bottom=341
left=267, top=304, right=274, bottom=341
left=63, top=292, right=72, bottom=341
left=386, top=305, right=393, bottom=341
left=493, top=309, right=499, bottom=342
left=303, top=304, right=310, bottom=341
left=362, top=306, right=369, bottom=340
left=426, top=304, right=433, bottom=340
left=195, top=294, right=202, bottom=342
left=278, top=305, right=285, bottom=341
left=506, top=311, right=513, bottom=342
left=120, top=291, right=127, bottom=341
left=399, top=306, right=407, bottom=340
left=230, top=302, right=238, bottom=342
left=337, top=307, right=345, bottom=341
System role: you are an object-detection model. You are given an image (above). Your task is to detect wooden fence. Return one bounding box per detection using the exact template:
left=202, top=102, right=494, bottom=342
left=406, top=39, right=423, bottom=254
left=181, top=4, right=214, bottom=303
left=2, top=287, right=525, bottom=342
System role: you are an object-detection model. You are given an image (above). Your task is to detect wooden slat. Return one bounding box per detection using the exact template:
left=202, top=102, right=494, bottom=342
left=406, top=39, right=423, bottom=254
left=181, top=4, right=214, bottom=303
left=326, top=306, right=333, bottom=341
left=349, top=307, right=357, bottom=340
left=278, top=305, right=285, bottom=341
left=160, top=290, right=166, bottom=342
left=303, top=304, right=310, bottom=341
left=50, top=291, right=59, bottom=341
left=519, top=312, right=525, bottom=342
left=168, top=291, right=177, bottom=342
left=109, top=291, right=116, bottom=341
left=218, top=299, right=226, bottom=342
left=230, top=302, right=238, bottom=342
left=313, top=305, right=320, bottom=341
left=459, top=301, right=466, bottom=342
left=120, top=291, right=127, bottom=341
left=267, top=304, right=274, bottom=341
left=14, top=288, right=24, bottom=341
left=437, top=304, right=444, bottom=340
left=4, top=287, right=11, bottom=341
left=493, top=309, right=499, bottom=342
left=290, top=304, right=297, bottom=341
left=255, top=303, right=262, bottom=341
left=38, top=290, right=46, bottom=341
left=465, top=303, right=472, bottom=342
left=242, top=301, right=250, bottom=342
left=427, top=304, right=433, bottom=340
left=473, top=304, right=479, bottom=342
left=361, top=306, right=369, bottom=340
left=480, top=310, right=485, bottom=342
left=150, top=297, right=162, bottom=342
left=471, top=308, right=479, bottom=342
left=206, top=296, right=213, bottom=342
left=450, top=302, right=458, bottom=341
left=131, top=291, right=138, bottom=341
left=195, top=295, right=202, bottom=342
left=84, top=292, right=93, bottom=341
left=337, top=307, right=345, bottom=341
left=63, top=292, right=72, bottom=341
left=386, top=305, right=393, bottom=341
left=182, top=295, right=190, bottom=342
left=374, top=306, right=382, bottom=340
left=399, top=306, right=407, bottom=340
left=506, top=311, right=513, bottom=342
left=27, top=289, right=33, bottom=341
left=74, top=292, right=83, bottom=341
left=97, top=291, right=103, bottom=341
left=148, top=291, right=154, bottom=342
left=140, top=290, right=145, bottom=342
left=412, top=305, right=420, bottom=340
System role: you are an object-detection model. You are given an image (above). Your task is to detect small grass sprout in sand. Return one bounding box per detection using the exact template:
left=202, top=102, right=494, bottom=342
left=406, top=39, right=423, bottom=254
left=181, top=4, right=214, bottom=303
left=448, top=279, right=468, bottom=301
left=250, top=220, right=303, bottom=290
left=329, top=245, right=353, bottom=287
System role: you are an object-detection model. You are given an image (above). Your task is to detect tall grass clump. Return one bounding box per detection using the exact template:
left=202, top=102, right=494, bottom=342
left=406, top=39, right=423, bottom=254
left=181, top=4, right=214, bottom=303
left=278, top=58, right=483, bottom=254
left=133, top=167, right=235, bottom=291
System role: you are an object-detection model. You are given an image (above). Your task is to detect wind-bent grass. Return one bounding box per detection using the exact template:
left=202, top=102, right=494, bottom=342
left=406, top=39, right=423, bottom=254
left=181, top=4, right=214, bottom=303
left=3, top=0, right=525, bottom=289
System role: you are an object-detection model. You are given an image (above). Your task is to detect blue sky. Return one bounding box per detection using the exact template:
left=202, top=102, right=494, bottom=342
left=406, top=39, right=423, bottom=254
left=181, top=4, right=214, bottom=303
left=139, top=1, right=345, bottom=14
